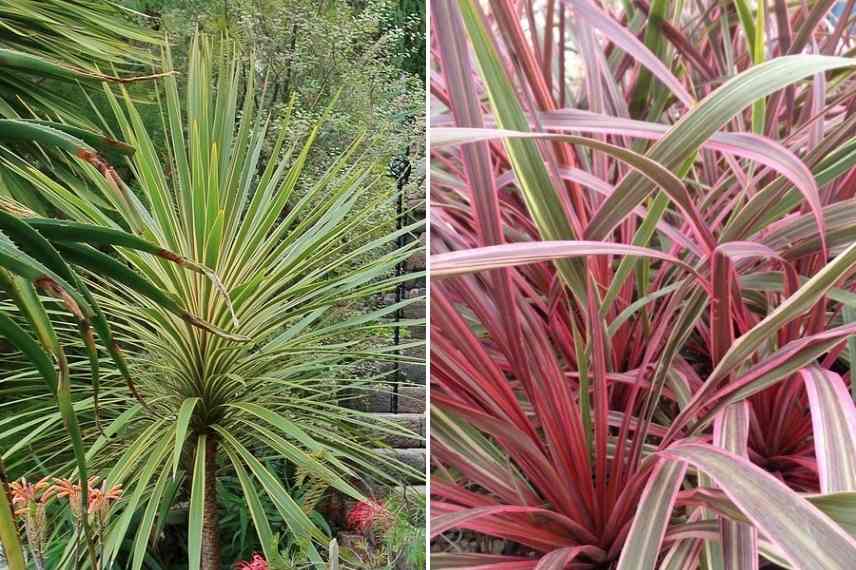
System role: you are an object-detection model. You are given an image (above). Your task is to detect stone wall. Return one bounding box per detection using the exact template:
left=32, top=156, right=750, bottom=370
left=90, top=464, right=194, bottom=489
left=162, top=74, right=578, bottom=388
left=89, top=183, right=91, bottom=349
left=326, top=175, right=426, bottom=535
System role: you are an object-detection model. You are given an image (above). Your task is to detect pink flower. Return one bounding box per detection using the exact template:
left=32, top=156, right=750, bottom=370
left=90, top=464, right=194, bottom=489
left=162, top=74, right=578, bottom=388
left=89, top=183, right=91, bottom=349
left=346, top=499, right=391, bottom=533
left=235, top=553, right=268, bottom=570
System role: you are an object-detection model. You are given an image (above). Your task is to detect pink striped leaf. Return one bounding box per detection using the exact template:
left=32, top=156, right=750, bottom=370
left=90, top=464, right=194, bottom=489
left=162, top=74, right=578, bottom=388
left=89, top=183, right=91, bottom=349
left=431, top=241, right=701, bottom=280
left=799, top=366, right=856, bottom=493
left=675, top=323, right=856, bottom=438
left=661, top=443, right=856, bottom=570
left=430, top=505, right=583, bottom=541
left=667, top=239, right=856, bottom=441
left=533, top=545, right=607, bottom=569
left=536, top=109, right=817, bottom=224
left=561, top=0, right=694, bottom=107
left=432, top=554, right=539, bottom=570
left=616, top=458, right=688, bottom=570
left=432, top=127, right=715, bottom=250
left=713, top=402, right=758, bottom=570
left=585, top=55, right=855, bottom=244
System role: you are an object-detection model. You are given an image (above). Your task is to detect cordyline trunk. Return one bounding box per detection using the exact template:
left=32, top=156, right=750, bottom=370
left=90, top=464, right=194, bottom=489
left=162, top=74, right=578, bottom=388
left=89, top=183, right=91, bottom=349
left=202, top=434, right=221, bottom=570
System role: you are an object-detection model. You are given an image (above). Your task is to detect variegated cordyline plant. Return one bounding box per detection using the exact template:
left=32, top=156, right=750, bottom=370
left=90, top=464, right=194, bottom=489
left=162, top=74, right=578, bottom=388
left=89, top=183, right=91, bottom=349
left=0, top=36, right=424, bottom=569
left=430, top=0, right=856, bottom=569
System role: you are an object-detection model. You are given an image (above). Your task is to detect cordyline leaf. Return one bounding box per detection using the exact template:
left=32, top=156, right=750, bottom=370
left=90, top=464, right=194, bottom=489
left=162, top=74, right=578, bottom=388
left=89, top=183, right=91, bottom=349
left=561, top=0, right=694, bottom=107
left=533, top=109, right=818, bottom=211
left=661, top=443, right=856, bottom=570
left=687, top=323, right=856, bottom=434
left=432, top=0, right=502, bottom=247
left=102, top=439, right=170, bottom=563
left=433, top=127, right=714, bottom=249
left=172, top=398, right=200, bottom=479
left=799, top=366, right=856, bottom=493
left=714, top=402, right=758, bottom=570
left=0, top=48, right=163, bottom=84
left=430, top=505, right=588, bottom=541
left=585, top=55, right=855, bottom=247
left=216, top=428, right=327, bottom=546
left=533, top=545, right=607, bottom=569
left=432, top=554, right=538, bottom=570
left=441, top=107, right=822, bottom=250
left=131, top=467, right=171, bottom=570
left=188, top=435, right=206, bottom=570
left=55, top=242, right=248, bottom=341
left=616, top=459, right=687, bottom=570
left=662, top=518, right=793, bottom=569
left=690, top=489, right=856, bottom=540
left=455, top=0, right=588, bottom=300
left=431, top=241, right=702, bottom=280
left=847, top=306, right=856, bottom=400
left=224, top=447, right=276, bottom=562
left=667, top=239, right=856, bottom=441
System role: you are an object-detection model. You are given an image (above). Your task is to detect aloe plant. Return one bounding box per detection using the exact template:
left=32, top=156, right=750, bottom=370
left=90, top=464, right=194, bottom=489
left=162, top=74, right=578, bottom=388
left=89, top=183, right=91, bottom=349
left=430, top=1, right=856, bottom=568
left=2, top=35, right=424, bottom=570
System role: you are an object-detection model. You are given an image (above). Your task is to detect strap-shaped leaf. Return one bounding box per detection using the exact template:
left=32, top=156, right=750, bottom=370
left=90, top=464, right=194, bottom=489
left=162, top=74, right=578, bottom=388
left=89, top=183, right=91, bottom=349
left=456, top=0, right=587, bottom=300
left=223, top=446, right=276, bottom=562
left=799, top=366, right=856, bottom=493
left=431, top=241, right=701, bottom=279
left=188, top=434, right=207, bottom=570
left=585, top=55, right=855, bottom=242
left=616, top=458, right=687, bottom=570
left=131, top=466, right=171, bottom=570
left=172, top=397, right=201, bottom=478
left=562, top=0, right=693, bottom=107
left=0, top=461, right=26, bottom=570
left=55, top=242, right=248, bottom=341
left=714, top=402, right=758, bottom=570
left=668, top=239, right=856, bottom=440
left=662, top=443, right=856, bottom=570
left=434, top=127, right=719, bottom=249
left=215, top=427, right=326, bottom=544
left=533, top=545, right=607, bottom=569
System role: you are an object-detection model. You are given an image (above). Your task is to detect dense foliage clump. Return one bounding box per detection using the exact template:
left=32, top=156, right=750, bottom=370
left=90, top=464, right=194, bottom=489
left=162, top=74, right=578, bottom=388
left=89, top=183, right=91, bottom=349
left=430, top=1, right=856, bottom=568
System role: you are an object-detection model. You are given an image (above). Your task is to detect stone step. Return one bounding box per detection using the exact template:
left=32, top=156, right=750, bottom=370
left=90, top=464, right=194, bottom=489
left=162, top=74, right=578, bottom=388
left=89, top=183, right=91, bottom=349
left=405, top=234, right=426, bottom=272
left=381, top=287, right=426, bottom=309
left=375, top=362, right=426, bottom=385
left=343, top=384, right=425, bottom=413
left=398, top=385, right=425, bottom=413
left=344, top=384, right=394, bottom=413
left=355, top=483, right=426, bottom=502
left=369, top=413, right=424, bottom=448
left=403, top=344, right=425, bottom=361
left=396, top=362, right=426, bottom=384
left=406, top=363, right=426, bottom=384
left=373, top=448, right=426, bottom=481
